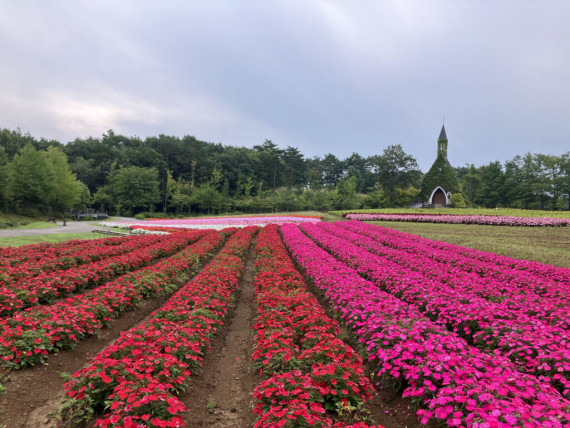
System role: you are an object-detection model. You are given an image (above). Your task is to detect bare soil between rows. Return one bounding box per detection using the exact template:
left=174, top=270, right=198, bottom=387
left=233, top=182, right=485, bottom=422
left=0, top=237, right=427, bottom=428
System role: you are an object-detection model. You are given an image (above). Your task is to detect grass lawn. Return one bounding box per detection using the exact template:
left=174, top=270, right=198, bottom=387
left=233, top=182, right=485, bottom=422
left=369, top=221, right=570, bottom=268
left=9, top=221, right=60, bottom=230
left=0, top=233, right=106, bottom=247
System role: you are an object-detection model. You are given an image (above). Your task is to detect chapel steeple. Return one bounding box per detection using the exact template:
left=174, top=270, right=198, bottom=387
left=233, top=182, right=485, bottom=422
left=420, top=123, right=461, bottom=206
left=437, top=124, right=448, bottom=158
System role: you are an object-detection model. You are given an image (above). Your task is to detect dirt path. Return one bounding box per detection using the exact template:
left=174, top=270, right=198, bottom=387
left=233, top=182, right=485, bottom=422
left=182, top=241, right=258, bottom=427
left=0, top=217, right=134, bottom=238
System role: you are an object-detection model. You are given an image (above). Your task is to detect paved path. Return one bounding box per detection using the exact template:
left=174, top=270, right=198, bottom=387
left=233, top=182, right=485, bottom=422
left=0, top=218, right=135, bottom=237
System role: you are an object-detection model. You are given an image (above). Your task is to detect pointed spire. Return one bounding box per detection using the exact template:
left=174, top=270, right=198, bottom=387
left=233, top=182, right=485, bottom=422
left=438, top=124, right=447, bottom=141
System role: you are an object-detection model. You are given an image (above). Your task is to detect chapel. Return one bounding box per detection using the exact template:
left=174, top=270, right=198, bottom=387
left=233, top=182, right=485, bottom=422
left=421, top=125, right=461, bottom=207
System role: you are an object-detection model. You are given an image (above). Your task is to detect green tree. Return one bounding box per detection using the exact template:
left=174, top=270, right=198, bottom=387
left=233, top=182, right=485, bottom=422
left=335, top=176, right=360, bottom=210
left=8, top=144, right=54, bottom=210
left=282, top=146, right=306, bottom=189
left=371, top=145, right=421, bottom=206
left=476, top=161, right=505, bottom=208
left=192, top=184, right=222, bottom=214
left=0, top=147, right=9, bottom=207
left=92, top=185, right=113, bottom=212
left=306, top=188, right=337, bottom=211
left=44, top=146, right=82, bottom=214
left=393, top=186, right=421, bottom=207
left=163, top=169, right=176, bottom=213
left=320, top=153, right=345, bottom=187
left=460, top=164, right=481, bottom=204
left=108, top=166, right=161, bottom=214
left=554, top=152, right=570, bottom=210
left=344, top=153, right=374, bottom=193
left=170, top=178, right=194, bottom=213
left=362, top=183, right=388, bottom=209
left=253, top=140, right=284, bottom=192
left=76, top=182, right=92, bottom=209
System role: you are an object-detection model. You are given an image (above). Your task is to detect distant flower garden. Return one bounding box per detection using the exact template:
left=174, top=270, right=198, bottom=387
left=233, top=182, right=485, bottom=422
left=100, top=215, right=322, bottom=232
left=344, top=212, right=570, bottom=227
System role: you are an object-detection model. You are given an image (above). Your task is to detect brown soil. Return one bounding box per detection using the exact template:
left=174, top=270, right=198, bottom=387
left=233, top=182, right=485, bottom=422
left=181, top=241, right=258, bottom=427
left=0, top=237, right=429, bottom=428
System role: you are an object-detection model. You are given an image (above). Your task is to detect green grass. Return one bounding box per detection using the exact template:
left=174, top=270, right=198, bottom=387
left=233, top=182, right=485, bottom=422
left=368, top=221, right=570, bottom=268
left=329, top=208, right=570, bottom=219
left=9, top=221, right=60, bottom=230
left=0, top=233, right=106, bottom=247
left=0, top=213, right=46, bottom=229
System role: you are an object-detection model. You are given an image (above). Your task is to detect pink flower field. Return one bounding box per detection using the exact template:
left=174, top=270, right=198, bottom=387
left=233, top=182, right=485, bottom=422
left=101, top=215, right=322, bottom=231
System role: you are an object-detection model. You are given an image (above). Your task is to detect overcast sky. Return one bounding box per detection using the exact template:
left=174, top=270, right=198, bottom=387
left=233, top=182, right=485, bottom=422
left=1, top=1, right=569, bottom=171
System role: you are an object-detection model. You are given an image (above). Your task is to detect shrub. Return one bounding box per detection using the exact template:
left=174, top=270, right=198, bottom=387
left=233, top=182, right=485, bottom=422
left=450, top=193, right=467, bottom=208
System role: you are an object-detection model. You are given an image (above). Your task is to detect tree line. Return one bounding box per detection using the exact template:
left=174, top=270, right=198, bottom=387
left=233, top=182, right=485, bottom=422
left=0, top=128, right=568, bottom=217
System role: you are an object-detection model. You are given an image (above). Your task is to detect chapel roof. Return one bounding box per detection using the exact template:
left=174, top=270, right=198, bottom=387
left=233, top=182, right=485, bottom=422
left=438, top=124, right=447, bottom=141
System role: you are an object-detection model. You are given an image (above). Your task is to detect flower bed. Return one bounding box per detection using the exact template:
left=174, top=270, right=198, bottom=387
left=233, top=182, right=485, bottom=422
left=251, top=224, right=382, bottom=428
left=281, top=223, right=570, bottom=427
left=0, top=235, right=165, bottom=283
left=345, top=213, right=570, bottom=227
left=100, top=214, right=322, bottom=231
left=337, top=221, right=570, bottom=319
left=0, top=232, right=211, bottom=317
left=0, top=230, right=229, bottom=369
left=352, top=221, right=570, bottom=284
left=58, top=226, right=258, bottom=427
left=306, top=221, right=570, bottom=397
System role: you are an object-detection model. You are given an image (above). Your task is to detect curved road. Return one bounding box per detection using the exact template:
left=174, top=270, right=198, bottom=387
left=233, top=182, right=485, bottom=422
left=0, top=218, right=134, bottom=238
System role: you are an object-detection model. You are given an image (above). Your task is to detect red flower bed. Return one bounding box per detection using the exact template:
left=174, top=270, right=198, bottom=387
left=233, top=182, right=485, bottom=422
left=0, top=235, right=169, bottom=284
left=0, top=232, right=212, bottom=316
left=251, top=224, right=383, bottom=428
left=0, top=230, right=230, bottom=369
left=57, top=226, right=258, bottom=427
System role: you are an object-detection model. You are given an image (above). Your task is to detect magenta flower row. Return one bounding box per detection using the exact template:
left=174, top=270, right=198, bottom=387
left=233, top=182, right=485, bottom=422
left=361, top=221, right=570, bottom=284
left=280, top=223, right=570, bottom=427
left=305, top=221, right=569, bottom=397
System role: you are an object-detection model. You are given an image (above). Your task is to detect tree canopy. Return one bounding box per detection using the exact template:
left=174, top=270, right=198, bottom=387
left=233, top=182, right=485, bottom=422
left=0, top=127, right=568, bottom=214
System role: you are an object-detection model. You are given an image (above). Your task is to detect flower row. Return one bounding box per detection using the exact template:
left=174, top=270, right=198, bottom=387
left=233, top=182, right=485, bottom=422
left=281, top=223, right=570, bottom=427
left=306, top=222, right=570, bottom=397
left=58, top=226, right=258, bottom=427
left=364, top=221, right=570, bottom=285
left=0, top=230, right=229, bottom=369
left=337, top=221, right=569, bottom=326
left=346, top=220, right=570, bottom=292
left=0, top=231, right=211, bottom=317
left=345, top=212, right=570, bottom=227
left=0, top=234, right=168, bottom=283
left=251, top=224, right=382, bottom=428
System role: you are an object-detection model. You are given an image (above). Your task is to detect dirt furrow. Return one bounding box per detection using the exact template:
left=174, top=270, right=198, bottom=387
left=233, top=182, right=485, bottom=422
left=182, top=240, right=258, bottom=427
